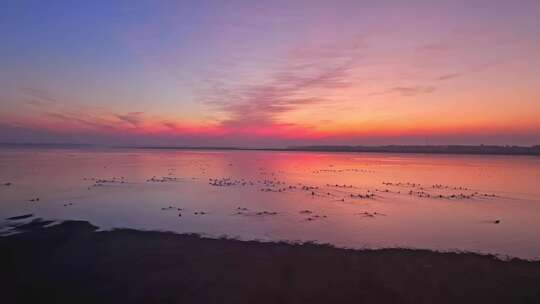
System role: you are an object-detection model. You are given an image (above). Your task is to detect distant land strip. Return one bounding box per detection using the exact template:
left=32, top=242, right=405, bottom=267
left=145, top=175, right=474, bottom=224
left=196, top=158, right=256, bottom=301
left=283, top=145, right=540, bottom=156
left=1, top=143, right=539, bottom=156
left=130, top=144, right=540, bottom=156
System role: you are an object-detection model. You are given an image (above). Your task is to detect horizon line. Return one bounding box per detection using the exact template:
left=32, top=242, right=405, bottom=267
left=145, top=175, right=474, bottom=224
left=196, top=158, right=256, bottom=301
left=1, top=142, right=539, bottom=156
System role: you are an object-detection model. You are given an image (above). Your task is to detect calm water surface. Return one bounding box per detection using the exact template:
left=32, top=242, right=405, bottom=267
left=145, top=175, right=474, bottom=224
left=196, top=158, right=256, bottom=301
left=1, top=148, right=539, bottom=259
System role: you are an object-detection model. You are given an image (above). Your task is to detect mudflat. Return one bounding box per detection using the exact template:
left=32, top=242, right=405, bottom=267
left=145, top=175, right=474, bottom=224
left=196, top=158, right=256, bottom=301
left=1, top=219, right=539, bottom=304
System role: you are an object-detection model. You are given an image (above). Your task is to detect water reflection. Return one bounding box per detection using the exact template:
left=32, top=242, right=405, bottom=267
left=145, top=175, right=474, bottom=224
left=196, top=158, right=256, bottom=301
left=1, top=148, right=539, bottom=259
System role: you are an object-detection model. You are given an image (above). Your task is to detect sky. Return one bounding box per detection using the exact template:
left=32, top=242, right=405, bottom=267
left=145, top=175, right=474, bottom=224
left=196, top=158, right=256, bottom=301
left=1, top=0, right=539, bottom=147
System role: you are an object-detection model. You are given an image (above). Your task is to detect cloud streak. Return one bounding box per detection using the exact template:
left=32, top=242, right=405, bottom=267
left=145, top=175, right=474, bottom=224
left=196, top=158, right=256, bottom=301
left=115, top=112, right=145, bottom=127
left=436, top=73, right=461, bottom=81
left=20, top=88, right=57, bottom=103
left=369, top=86, right=436, bottom=97
left=201, top=43, right=362, bottom=134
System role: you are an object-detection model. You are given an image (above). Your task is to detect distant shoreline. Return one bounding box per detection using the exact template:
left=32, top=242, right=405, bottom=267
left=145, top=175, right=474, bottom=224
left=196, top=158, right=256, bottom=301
left=1, top=143, right=539, bottom=156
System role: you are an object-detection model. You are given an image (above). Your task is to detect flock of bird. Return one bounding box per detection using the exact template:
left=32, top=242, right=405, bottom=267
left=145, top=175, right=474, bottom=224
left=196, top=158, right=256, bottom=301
left=84, top=177, right=126, bottom=189
left=380, top=181, right=498, bottom=200
left=313, top=168, right=374, bottom=174
left=2, top=161, right=504, bottom=225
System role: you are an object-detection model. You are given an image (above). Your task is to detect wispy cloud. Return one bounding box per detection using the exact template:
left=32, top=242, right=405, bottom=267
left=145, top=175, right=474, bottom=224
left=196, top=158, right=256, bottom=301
left=45, top=112, right=116, bottom=130
left=115, top=112, right=145, bottom=127
left=436, top=73, right=461, bottom=81
left=20, top=88, right=57, bottom=103
left=24, top=99, right=50, bottom=107
left=201, top=43, right=363, bottom=132
left=19, top=87, right=58, bottom=108
left=369, top=85, right=436, bottom=97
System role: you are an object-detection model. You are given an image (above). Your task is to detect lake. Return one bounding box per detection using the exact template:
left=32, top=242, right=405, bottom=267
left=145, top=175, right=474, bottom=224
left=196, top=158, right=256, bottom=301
left=1, top=148, right=539, bottom=259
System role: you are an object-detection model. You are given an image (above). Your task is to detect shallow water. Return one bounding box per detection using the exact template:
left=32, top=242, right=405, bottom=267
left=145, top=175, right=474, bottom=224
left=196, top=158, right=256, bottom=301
left=1, top=148, right=539, bottom=259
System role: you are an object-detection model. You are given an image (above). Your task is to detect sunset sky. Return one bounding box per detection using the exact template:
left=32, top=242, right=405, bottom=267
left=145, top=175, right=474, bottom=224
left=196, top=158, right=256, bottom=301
left=1, top=0, right=539, bottom=147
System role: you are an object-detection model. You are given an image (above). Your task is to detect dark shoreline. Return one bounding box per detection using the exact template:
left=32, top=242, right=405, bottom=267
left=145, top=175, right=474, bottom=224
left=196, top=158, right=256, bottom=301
left=127, top=144, right=540, bottom=156
left=2, top=143, right=540, bottom=156
left=1, top=219, right=539, bottom=303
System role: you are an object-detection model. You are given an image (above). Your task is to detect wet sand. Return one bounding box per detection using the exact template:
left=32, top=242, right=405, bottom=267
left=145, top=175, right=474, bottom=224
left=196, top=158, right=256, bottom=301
left=1, top=219, right=539, bottom=304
